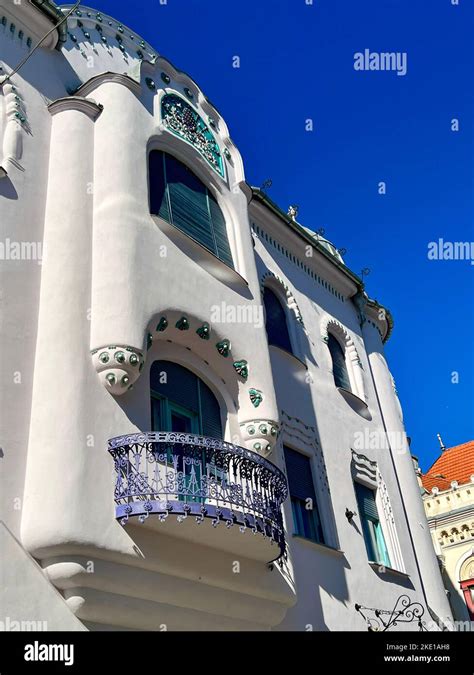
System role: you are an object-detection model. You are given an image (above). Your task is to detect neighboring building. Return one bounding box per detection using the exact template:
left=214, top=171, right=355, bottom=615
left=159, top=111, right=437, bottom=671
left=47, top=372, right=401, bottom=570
left=418, top=440, right=474, bottom=624
left=0, top=2, right=453, bottom=631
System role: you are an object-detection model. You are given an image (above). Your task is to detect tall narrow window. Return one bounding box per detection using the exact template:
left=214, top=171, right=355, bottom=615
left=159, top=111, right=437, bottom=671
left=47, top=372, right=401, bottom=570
left=263, top=287, right=292, bottom=353
left=284, top=446, right=325, bottom=544
left=327, top=333, right=351, bottom=390
left=354, top=482, right=391, bottom=566
left=149, top=150, right=233, bottom=268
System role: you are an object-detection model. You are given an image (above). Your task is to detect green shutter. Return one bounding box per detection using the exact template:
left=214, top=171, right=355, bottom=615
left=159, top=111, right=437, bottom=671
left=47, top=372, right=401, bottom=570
left=150, top=361, right=222, bottom=439
left=149, top=151, right=233, bottom=268
left=150, top=361, right=199, bottom=412
left=328, top=334, right=351, bottom=390
left=165, top=154, right=216, bottom=254
left=208, top=193, right=234, bottom=268
left=149, top=151, right=170, bottom=223
left=198, top=380, right=222, bottom=439
left=355, top=483, right=379, bottom=521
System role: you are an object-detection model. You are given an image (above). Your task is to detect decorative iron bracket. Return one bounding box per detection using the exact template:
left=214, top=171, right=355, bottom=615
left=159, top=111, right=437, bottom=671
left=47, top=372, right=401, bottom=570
left=355, top=595, right=427, bottom=632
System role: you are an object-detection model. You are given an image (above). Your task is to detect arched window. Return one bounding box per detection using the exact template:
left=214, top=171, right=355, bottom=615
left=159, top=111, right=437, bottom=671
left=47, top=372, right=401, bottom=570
left=327, top=333, right=351, bottom=391
left=149, top=150, right=233, bottom=268
left=150, top=360, right=222, bottom=439
left=263, top=287, right=292, bottom=353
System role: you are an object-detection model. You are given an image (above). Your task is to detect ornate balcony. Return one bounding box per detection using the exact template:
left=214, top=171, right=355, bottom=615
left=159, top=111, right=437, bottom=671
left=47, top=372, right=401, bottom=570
left=108, top=432, right=288, bottom=562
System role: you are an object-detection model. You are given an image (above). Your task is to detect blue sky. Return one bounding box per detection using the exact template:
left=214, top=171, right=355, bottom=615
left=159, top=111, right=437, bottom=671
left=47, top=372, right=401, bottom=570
left=85, top=0, right=473, bottom=471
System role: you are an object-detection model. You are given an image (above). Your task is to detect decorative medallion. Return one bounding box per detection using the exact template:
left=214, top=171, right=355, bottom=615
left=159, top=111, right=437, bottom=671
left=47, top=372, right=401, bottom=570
left=161, top=93, right=224, bottom=177
left=91, top=345, right=144, bottom=396
left=240, top=418, right=279, bottom=456
left=233, top=359, right=248, bottom=380
left=184, top=87, right=193, bottom=99
left=196, top=323, right=210, bottom=340
left=175, top=317, right=189, bottom=331
left=216, top=339, right=231, bottom=357
left=156, top=317, right=168, bottom=332
left=147, top=333, right=153, bottom=350
left=161, top=72, right=171, bottom=84
left=249, top=388, right=263, bottom=407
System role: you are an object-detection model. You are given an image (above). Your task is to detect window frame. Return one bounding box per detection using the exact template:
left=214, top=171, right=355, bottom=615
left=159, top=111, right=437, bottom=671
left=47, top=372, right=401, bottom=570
left=354, top=481, right=392, bottom=567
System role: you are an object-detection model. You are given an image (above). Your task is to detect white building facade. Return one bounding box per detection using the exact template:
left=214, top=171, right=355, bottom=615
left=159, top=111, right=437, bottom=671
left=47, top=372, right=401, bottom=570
left=0, top=2, right=454, bottom=632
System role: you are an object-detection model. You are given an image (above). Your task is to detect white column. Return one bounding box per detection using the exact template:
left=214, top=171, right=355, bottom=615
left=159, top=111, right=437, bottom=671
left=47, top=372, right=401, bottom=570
left=21, top=98, right=101, bottom=554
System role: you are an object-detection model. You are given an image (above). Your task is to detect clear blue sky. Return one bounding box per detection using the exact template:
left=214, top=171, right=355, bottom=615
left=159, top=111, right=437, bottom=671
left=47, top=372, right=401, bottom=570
left=84, top=0, right=474, bottom=471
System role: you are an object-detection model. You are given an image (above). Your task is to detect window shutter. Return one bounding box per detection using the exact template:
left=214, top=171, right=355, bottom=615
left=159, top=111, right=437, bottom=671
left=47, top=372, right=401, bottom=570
left=150, top=361, right=222, bottom=439
left=284, top=447, right=316, bottom=501
left=208, top=194, right=234, bottom=268
left=263, top=288, right=292, bottom=353
left=355, top=483, right=379, bottom=521
left=150, top=361, right=199, bottom=412
left=328, top=334, right=351, bottom=390
left=165, top=155, right=216, bottom=254
left=198, top=380, right=222, bottom=439
left=149, top=151, right=170, bottom=222
left=149, top=151, right=234, bottom=268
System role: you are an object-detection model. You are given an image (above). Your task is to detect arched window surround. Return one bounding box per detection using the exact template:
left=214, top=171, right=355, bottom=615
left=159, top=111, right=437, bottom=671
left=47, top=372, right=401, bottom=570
left=150, top=359, right=223, bottom=439
left=322, top=318, right=366, bottom=402
left=143, top=340, right=234, bottom=441
left=260, top=271, right=304, bottom=326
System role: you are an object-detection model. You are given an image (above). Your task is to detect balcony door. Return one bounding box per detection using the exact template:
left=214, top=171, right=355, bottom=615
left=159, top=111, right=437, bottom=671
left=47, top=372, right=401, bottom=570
left=150, top=361, right=223, bottom=503
left=150, top=360, right=222, bottom=438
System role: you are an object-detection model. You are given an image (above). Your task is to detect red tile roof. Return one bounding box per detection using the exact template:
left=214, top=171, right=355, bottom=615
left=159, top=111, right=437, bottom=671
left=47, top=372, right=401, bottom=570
left=422, top=440, right=474, bottom=492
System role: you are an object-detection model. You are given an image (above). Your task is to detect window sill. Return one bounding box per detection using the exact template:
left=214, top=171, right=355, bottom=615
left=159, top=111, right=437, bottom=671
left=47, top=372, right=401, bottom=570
left=368, top=561, right=409, bottom=578
left=269, top=345, right=307, bottom=370
left=337, top=387, right=371, bottom=421
left=151, top=214, right=249, bottom=292
left=292, top=535, right=344, bottom=556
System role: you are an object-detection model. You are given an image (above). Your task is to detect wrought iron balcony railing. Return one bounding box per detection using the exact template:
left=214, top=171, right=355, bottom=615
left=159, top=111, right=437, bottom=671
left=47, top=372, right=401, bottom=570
left=108, top=432, right=289, bottom=561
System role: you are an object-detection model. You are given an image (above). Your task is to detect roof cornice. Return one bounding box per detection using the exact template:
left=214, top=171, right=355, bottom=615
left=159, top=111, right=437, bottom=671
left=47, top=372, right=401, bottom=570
left=244, top=184, right=394, bottom=342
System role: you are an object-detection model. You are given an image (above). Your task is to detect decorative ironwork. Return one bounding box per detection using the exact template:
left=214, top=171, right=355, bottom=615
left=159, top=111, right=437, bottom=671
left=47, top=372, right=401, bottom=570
left=161, top=94, right=224, bottom=178
left=108, top=432, right=289, bottom=562
left=355, top=595, right=427, bottom=632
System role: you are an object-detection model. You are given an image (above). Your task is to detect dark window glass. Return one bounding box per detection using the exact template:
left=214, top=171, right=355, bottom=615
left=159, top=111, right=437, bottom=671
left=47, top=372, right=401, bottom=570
left=149, top=150, right=233, bottom=268
left=284, top=446, right=325, bottom=544
left=327, top=333, right=351, bottom=390
left=263, top=287, right=292, bottom=353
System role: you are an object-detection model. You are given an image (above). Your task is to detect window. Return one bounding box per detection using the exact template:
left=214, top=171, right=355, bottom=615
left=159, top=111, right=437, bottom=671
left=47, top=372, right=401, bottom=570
left=327, top=333, right=351, bottom=391
left=284, top=446, right=325, bottom=544
left=150, top=361, right=222, bottom=438
left=263, top=287, right=292, bottom=353
left=354, top=482, right=391, bottom=566
left=149, top=150, right=233, bottom=268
